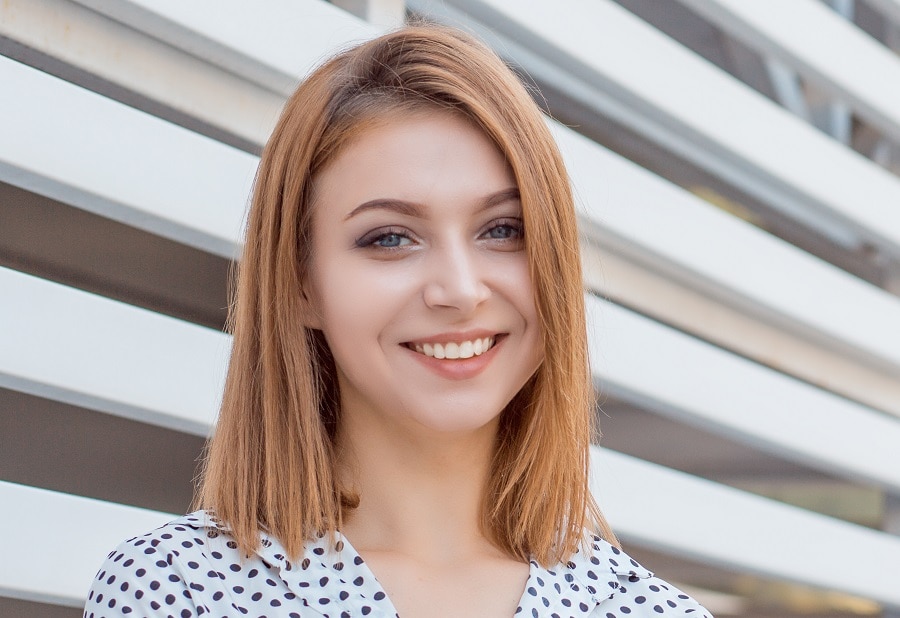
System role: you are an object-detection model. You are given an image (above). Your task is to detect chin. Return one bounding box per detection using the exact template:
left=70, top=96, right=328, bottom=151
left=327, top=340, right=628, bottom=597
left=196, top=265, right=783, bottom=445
left=405, top=401, right=507, bottom=436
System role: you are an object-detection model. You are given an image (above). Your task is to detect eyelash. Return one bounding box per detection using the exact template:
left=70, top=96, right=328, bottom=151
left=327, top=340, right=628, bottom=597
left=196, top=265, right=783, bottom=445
left=355, top=227, right=412, bottom=249
left=483, top=218, right=524, bottom=242
left=355, top=218, right=525, bottom=250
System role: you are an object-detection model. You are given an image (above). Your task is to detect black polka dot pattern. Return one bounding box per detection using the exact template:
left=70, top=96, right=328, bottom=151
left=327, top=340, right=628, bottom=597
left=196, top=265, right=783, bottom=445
left=84, top=511, right=713, bottom=617
left=512, top=536, right=712, bottom=617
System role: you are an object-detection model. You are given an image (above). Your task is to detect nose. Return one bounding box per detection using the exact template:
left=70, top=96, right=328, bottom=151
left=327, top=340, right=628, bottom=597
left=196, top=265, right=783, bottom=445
left=422, top=243, right=491, bottom=314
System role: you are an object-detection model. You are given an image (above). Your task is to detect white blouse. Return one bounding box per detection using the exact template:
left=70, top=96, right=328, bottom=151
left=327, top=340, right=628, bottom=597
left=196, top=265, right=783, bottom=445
left=84, top=511, right=712, bottom=617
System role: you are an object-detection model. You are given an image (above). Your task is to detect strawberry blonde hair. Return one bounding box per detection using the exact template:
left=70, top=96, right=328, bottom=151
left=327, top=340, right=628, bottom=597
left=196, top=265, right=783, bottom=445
left=196, top=23, right=616, bottom=565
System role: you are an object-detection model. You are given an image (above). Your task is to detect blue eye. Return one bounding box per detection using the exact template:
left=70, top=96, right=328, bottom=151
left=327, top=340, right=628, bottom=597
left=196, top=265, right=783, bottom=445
left=374, top=233, right=409, bottom=248
left=482, top=219, right=523, bottom=242
left=356, top=228, right=414, bottom=249
left=487, top=225, right=518, bottom=239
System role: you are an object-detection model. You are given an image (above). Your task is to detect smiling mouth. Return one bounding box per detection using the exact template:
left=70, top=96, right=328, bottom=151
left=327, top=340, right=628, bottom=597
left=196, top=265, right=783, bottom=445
left=404, top=336, right=499, bottom=359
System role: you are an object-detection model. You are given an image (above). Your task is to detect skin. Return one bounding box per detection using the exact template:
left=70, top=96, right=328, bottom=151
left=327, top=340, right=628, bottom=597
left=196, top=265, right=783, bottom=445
left=305, top=110, right=544, bottom=617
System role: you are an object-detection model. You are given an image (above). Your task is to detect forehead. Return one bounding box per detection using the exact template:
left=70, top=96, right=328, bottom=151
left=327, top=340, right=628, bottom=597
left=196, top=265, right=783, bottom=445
left=311, top=110, right=517, bottom=220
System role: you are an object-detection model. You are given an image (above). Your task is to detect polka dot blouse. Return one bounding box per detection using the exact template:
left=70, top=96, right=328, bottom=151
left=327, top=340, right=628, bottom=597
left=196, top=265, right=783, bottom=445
left=84, top=511, right=712, bottom=617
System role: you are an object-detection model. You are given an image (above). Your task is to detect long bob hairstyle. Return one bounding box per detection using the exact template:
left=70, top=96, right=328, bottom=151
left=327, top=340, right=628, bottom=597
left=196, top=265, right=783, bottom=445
left=197, top=23, right=616, bottom=565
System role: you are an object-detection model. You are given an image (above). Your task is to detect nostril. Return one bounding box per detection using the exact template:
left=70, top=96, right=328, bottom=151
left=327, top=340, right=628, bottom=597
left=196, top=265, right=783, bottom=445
left=422, top=281, right=491, bottom=312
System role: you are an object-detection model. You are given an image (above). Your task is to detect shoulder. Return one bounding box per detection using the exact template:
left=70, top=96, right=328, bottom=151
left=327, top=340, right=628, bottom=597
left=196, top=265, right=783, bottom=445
left=88, top=511, right=223, bottom=575
left=83, top=511, right=260, bottom=616
left=84, top=511, right=378, bottom=617
left=538, top=534, right=714, bottom=618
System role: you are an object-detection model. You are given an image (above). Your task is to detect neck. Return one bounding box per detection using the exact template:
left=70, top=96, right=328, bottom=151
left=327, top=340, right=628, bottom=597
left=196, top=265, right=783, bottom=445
left=335, top=410, right=500, bottom=564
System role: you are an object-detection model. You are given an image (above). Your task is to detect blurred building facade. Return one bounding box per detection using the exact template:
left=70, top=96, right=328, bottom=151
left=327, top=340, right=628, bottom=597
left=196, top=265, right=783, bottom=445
left=1, top=1, right=899, bottom=616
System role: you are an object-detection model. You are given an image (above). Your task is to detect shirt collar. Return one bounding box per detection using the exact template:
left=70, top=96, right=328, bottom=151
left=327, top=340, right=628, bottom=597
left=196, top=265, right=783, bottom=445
left=192, top=511, right=398, bottom=616
left=190, top=512, right=652, bottom=617
left=515, top=534, right=655, bottom=617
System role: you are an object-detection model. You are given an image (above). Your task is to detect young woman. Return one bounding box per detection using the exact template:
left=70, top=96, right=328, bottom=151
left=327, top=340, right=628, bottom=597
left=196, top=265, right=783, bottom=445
left=85, top=25, right=712, bottom=618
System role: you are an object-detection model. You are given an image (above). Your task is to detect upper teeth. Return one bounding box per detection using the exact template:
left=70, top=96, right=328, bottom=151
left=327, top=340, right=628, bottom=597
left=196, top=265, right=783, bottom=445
left=413, top=337, right=495, bottom=359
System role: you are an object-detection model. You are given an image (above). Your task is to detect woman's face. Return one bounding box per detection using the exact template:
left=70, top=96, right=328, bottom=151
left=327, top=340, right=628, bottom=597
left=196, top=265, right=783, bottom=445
left=306, top=110, right=543, bottom=437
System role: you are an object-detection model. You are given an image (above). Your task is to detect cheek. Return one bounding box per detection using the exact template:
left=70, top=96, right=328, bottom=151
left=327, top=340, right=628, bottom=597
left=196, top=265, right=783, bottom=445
left=503, top=258, right=540, bottom=321
left=311, top=258, right=418, bottom=340
left=510, top=263, right=544, bottom=361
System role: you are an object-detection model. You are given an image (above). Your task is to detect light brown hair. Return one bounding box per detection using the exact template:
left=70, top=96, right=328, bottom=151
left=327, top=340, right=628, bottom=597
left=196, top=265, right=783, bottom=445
left=196, top=23, right=617, bottom=565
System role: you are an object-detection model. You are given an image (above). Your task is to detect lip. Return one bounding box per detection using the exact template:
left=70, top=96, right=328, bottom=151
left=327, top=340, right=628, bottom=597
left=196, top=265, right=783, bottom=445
left=402, top=333, right=506, bottom=381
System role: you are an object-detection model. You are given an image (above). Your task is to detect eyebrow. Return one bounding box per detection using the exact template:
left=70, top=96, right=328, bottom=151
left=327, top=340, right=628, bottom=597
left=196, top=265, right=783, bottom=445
left=343, top=187, right=520, bottom=221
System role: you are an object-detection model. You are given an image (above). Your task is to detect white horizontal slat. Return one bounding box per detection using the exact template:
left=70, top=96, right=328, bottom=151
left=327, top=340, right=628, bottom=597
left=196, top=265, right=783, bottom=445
left=676, top=0, right=900, bottom=144
left=0, top=0, right=286, bottom=147
left=580, top=242, right=900, bottom=418
left=7, top=6, right=899, bottom=398
left=591, top=448, right=900, bottom=608
left=72, top=0, right=379, bottom=95
left=0, top=267, right=229, bottom=435
left=0, top=481, right=173, bottom=608
left=7, top=261, right=893, bottom=498
left=553, top=121, right=900, bottom=378
left=414, top=0, right=900, bottom=257
left=7, top=78, right=894, bottom=484
left=586, top=294, right=900, bottom=494
left=25, top=0, right=899, bottom=384
left=0, top=55, right=256, bottom=258
left=4, top=459, right=899, bottom=609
